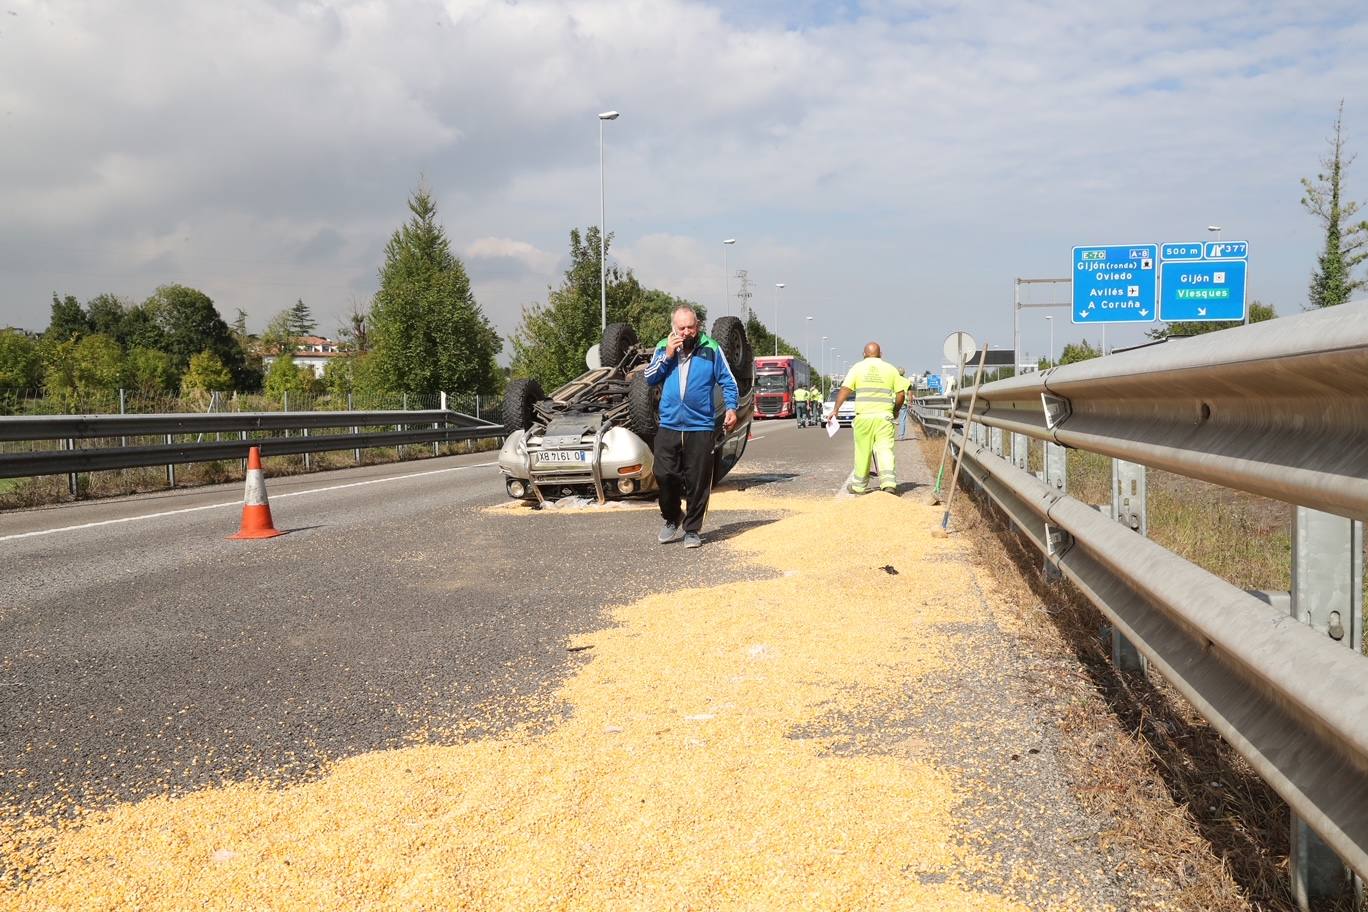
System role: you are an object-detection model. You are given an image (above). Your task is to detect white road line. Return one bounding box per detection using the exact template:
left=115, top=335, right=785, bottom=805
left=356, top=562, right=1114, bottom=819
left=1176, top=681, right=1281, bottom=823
left=0, top=461, right=499, bottom=543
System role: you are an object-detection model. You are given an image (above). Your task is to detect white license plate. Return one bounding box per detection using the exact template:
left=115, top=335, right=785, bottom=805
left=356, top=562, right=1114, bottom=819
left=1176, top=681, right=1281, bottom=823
left=539, top=450, right=586, bottom=463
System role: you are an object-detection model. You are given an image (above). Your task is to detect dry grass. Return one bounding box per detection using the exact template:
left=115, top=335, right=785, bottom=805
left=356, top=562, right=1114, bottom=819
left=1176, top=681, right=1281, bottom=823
left=923, top=435, right=1360, bottom=911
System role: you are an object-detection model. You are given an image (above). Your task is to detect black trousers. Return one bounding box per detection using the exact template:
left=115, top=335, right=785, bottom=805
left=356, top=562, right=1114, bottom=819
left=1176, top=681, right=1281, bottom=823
left=653, top=427, right=715, bottom=533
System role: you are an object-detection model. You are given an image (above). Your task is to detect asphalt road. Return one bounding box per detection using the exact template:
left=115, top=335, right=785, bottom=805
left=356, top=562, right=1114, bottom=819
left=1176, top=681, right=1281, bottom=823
left=0, top=418, right=872, bottom=821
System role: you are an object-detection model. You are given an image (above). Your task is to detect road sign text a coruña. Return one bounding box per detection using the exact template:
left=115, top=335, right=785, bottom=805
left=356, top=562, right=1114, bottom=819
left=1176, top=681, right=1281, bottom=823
left=1072, top=244, right=1157, bottom=324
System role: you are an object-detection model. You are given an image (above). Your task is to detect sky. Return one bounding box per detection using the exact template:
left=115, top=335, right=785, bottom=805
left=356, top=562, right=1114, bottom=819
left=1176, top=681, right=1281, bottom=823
left=2, top=0, right=1366, bottom=378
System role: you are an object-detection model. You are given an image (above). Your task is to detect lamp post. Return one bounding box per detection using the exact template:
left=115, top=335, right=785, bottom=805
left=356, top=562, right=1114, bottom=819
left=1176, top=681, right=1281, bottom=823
left=805, top=315, right=813, bottom=366
left=773, top=283, right=785, bottom=355
left=598, top=110, right=620, bottom=331
left=821, top=335, right=828, bottom=395
left=1044, top=315, right=1054, bottom=367
left=1207, top=224, right=1222, bottom=242
left=723, top=239, right=736, bottom=317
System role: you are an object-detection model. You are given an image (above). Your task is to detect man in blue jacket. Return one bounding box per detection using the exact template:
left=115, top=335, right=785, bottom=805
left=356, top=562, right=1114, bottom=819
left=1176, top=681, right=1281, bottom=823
left=644, top=306, right=739, bottom=548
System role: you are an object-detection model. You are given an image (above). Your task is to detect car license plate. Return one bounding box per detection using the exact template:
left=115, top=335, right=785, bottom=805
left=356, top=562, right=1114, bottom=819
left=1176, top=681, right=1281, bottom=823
left=539, top=450, right=586, bottom=463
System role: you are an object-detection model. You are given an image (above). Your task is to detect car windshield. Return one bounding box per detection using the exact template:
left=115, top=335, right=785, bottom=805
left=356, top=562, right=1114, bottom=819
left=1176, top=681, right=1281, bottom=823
left=755, top=373, right=788, bottom=391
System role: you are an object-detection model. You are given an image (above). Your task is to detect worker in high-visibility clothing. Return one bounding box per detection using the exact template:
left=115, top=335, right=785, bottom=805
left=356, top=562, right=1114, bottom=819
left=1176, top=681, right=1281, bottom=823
left=793, top=384, right=810, bottom=424
left=830, top=342, right=908, bottom=495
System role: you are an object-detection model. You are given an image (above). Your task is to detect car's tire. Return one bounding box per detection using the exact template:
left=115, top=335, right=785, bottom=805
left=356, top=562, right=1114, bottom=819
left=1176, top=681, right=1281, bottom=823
left=601, top=322, right=639, bottom=370
left=626, top=373, right=659, bottom=444
left=710, top=315, right=752, bottom=396
left=502, top=378, right=545, bottom=435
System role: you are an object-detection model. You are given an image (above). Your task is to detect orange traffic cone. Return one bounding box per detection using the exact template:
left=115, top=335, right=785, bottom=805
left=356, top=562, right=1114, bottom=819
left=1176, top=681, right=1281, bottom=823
left=229, top=446, right=284, bottom=539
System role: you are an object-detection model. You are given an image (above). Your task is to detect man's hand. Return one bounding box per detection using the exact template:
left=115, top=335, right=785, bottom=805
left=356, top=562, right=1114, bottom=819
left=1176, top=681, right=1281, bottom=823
left=666, top=330, right=683, bottom=358
left=723, top=409, right=737, bottom=431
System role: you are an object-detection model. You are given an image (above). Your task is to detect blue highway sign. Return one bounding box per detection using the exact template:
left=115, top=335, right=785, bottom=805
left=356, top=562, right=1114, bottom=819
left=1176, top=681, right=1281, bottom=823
left=1072, top=244, right=1158, bottom=324
left=1205, top=241, right=1249, bottom=260
left=1161, top=242, right=1204, bottom=261
left=1159, top=258, right=1247, bottom=322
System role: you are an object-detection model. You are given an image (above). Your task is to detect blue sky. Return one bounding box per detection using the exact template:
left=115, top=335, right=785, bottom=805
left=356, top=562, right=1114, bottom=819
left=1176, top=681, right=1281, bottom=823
left=2, top=0, right=1366, bottom=378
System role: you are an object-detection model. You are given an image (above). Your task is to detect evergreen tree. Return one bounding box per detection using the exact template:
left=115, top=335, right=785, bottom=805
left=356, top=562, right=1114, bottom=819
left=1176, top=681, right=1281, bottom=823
left=288, top=298, right=317, bottom=337
left=45, top=293, right=90, bottom=341
left=1302, top=101, right=1368, bottom=308
left=369, top=186, right=503, bottom=394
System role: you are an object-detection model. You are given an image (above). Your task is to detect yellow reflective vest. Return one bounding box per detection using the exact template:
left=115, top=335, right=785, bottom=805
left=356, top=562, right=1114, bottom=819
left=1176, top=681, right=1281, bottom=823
left=841, top=357, right=908, bottom=419
left=793, top=387, right=810, bottom=403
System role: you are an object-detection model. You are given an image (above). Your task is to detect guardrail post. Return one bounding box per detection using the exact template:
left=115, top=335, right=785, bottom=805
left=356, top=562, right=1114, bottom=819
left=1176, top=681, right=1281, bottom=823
left=1011, top=433, right=1028, bottom=472
left=1108, top=459, right=1148, bottom=676
left=303, top=427, right=311, bottom=470
left=1289, top=507, right=1364, bottom=909
left=989, top=426, right=1003, bottom=458
left=66, top=438, right=79, bottom=498
left=436, top=391, right=447, bottom=457
left=118, top=388, right=128, bottom=449
left=399, top=393, right=407, bottom=460
left=1044, top=442, right=1066, bottom=493
left=165, top=434, right=175, bottom=487
left=349, top=393, right=361, bottom=465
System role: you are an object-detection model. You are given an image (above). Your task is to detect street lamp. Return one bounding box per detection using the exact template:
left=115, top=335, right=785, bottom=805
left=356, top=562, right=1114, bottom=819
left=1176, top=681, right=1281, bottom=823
left=773, top=283, right=785, bottom=356
left=1207, top=224, right=1222, bottom=241
left=821, top=335, right=828, bottom=395
left=805, top=315, right=813, bottom=365
left=1044, top=315, right=1054, bottom=367
left=598, top=110, right=620, bottom=331
left=723, top=239, right=736, bottom=317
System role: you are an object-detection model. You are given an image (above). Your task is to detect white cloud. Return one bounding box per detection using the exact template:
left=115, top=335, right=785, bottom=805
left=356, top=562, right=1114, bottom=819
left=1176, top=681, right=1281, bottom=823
left=2, top=0, right=1366, bottom=368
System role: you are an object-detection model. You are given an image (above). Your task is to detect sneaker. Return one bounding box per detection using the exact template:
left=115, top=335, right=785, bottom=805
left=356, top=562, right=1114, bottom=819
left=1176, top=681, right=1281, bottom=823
left=683, top=532, right=703, bottom=548
left=658, top=522, right=684, bottom=544
left=846, top=483, right=870, bottom=495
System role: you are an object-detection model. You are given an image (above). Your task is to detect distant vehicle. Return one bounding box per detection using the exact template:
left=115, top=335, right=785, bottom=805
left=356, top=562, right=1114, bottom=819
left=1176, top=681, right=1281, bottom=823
left=753, top=355, right=812, bottom=419
left=820, top=388, right=855, bottom=427
left=497, top=318, right=755, bottom=503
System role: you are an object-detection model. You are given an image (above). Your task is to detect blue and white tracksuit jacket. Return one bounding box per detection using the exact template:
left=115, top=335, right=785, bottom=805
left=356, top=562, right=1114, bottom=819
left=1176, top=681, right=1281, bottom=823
left=643, top=333, right=740, bottom=432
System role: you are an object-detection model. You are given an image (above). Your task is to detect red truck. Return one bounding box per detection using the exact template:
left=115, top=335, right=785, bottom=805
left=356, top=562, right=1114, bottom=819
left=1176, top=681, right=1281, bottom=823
left=752, top=355, right=812, bottom=419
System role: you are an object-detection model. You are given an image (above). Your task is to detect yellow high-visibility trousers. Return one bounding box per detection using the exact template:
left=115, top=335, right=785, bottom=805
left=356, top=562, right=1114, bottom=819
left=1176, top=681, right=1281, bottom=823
left=851, top=414, right=896, bottom=492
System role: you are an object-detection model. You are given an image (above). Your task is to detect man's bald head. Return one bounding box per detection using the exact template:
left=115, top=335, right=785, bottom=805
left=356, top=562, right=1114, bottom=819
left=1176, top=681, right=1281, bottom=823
left=863, top=342, right=881, bottom=358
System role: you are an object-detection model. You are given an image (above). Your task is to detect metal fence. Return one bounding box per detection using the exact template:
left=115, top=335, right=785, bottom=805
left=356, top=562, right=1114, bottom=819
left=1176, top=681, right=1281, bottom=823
left=0, top=390, right=506, bottom=493
left=915, top=301, right=1368, bottom=906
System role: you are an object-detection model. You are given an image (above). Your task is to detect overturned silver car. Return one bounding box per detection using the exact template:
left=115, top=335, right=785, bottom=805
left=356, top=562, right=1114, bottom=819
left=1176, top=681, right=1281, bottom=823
left=498, top=317, right=755, bottom=503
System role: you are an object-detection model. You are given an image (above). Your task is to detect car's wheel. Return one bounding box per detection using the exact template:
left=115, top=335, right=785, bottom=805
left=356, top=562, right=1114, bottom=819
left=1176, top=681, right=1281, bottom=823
left=502, top=378, right=545, bottom=435
left=626, top=373, right=660, bottom=444
left=601, top=322, right=639, bottom=370
left=710, top=315, right=752, bottom=396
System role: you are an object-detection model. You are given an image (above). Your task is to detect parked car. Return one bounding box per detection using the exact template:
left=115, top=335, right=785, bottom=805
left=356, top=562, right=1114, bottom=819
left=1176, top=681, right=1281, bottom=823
left=497, top=318, right=755, bottom=503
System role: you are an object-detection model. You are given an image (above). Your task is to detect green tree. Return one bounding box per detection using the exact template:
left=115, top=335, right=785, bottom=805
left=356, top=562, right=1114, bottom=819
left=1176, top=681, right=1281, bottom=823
left=260, top=309, right=296, bottom=356
left=180, top=350, right=234, bottom=393
left=263, top=352, right=316, bottom=400
left=369, top=186, right=503, bottom=394
left=509, top=227, right=703, bottom=388
left=744, top=314, right=802, bottom=361
left=118, top=302, right=168, bottom=351
left=1057, top=340, right=1101, bottom=365
left=85, top=293, right=129, bottom=339
left=288, top=298, right=317, bottom=337
left=45, top=293, right=90, bottom=341
left=338, top=298, right=370, bottom=352
left=44, top=334, right=124, bottom=392
left=0, top=330, right=42, bottom=388
left=1145, top=300, right=1277, bottom=340
left=146, top=284, right=248, bottom=387
left=125, top=347, right=178, bottom=393
left=1302, top=101, right=1368, bottom=309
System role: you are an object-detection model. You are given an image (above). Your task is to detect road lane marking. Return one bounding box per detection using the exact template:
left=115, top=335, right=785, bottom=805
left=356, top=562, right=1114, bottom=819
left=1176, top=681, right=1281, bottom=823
left=0, top=462, right=499, bottom=542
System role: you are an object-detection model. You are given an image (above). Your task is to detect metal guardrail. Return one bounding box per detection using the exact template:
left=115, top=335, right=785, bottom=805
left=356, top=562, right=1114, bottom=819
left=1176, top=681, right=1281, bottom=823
left=913, top=301, right=1368, bottom=896
left=0, top=408, right=505, bottom=479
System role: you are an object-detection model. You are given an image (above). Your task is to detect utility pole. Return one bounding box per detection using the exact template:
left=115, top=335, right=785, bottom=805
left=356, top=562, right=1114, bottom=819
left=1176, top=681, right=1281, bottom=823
left=734, top=269, right=753, bottom=322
